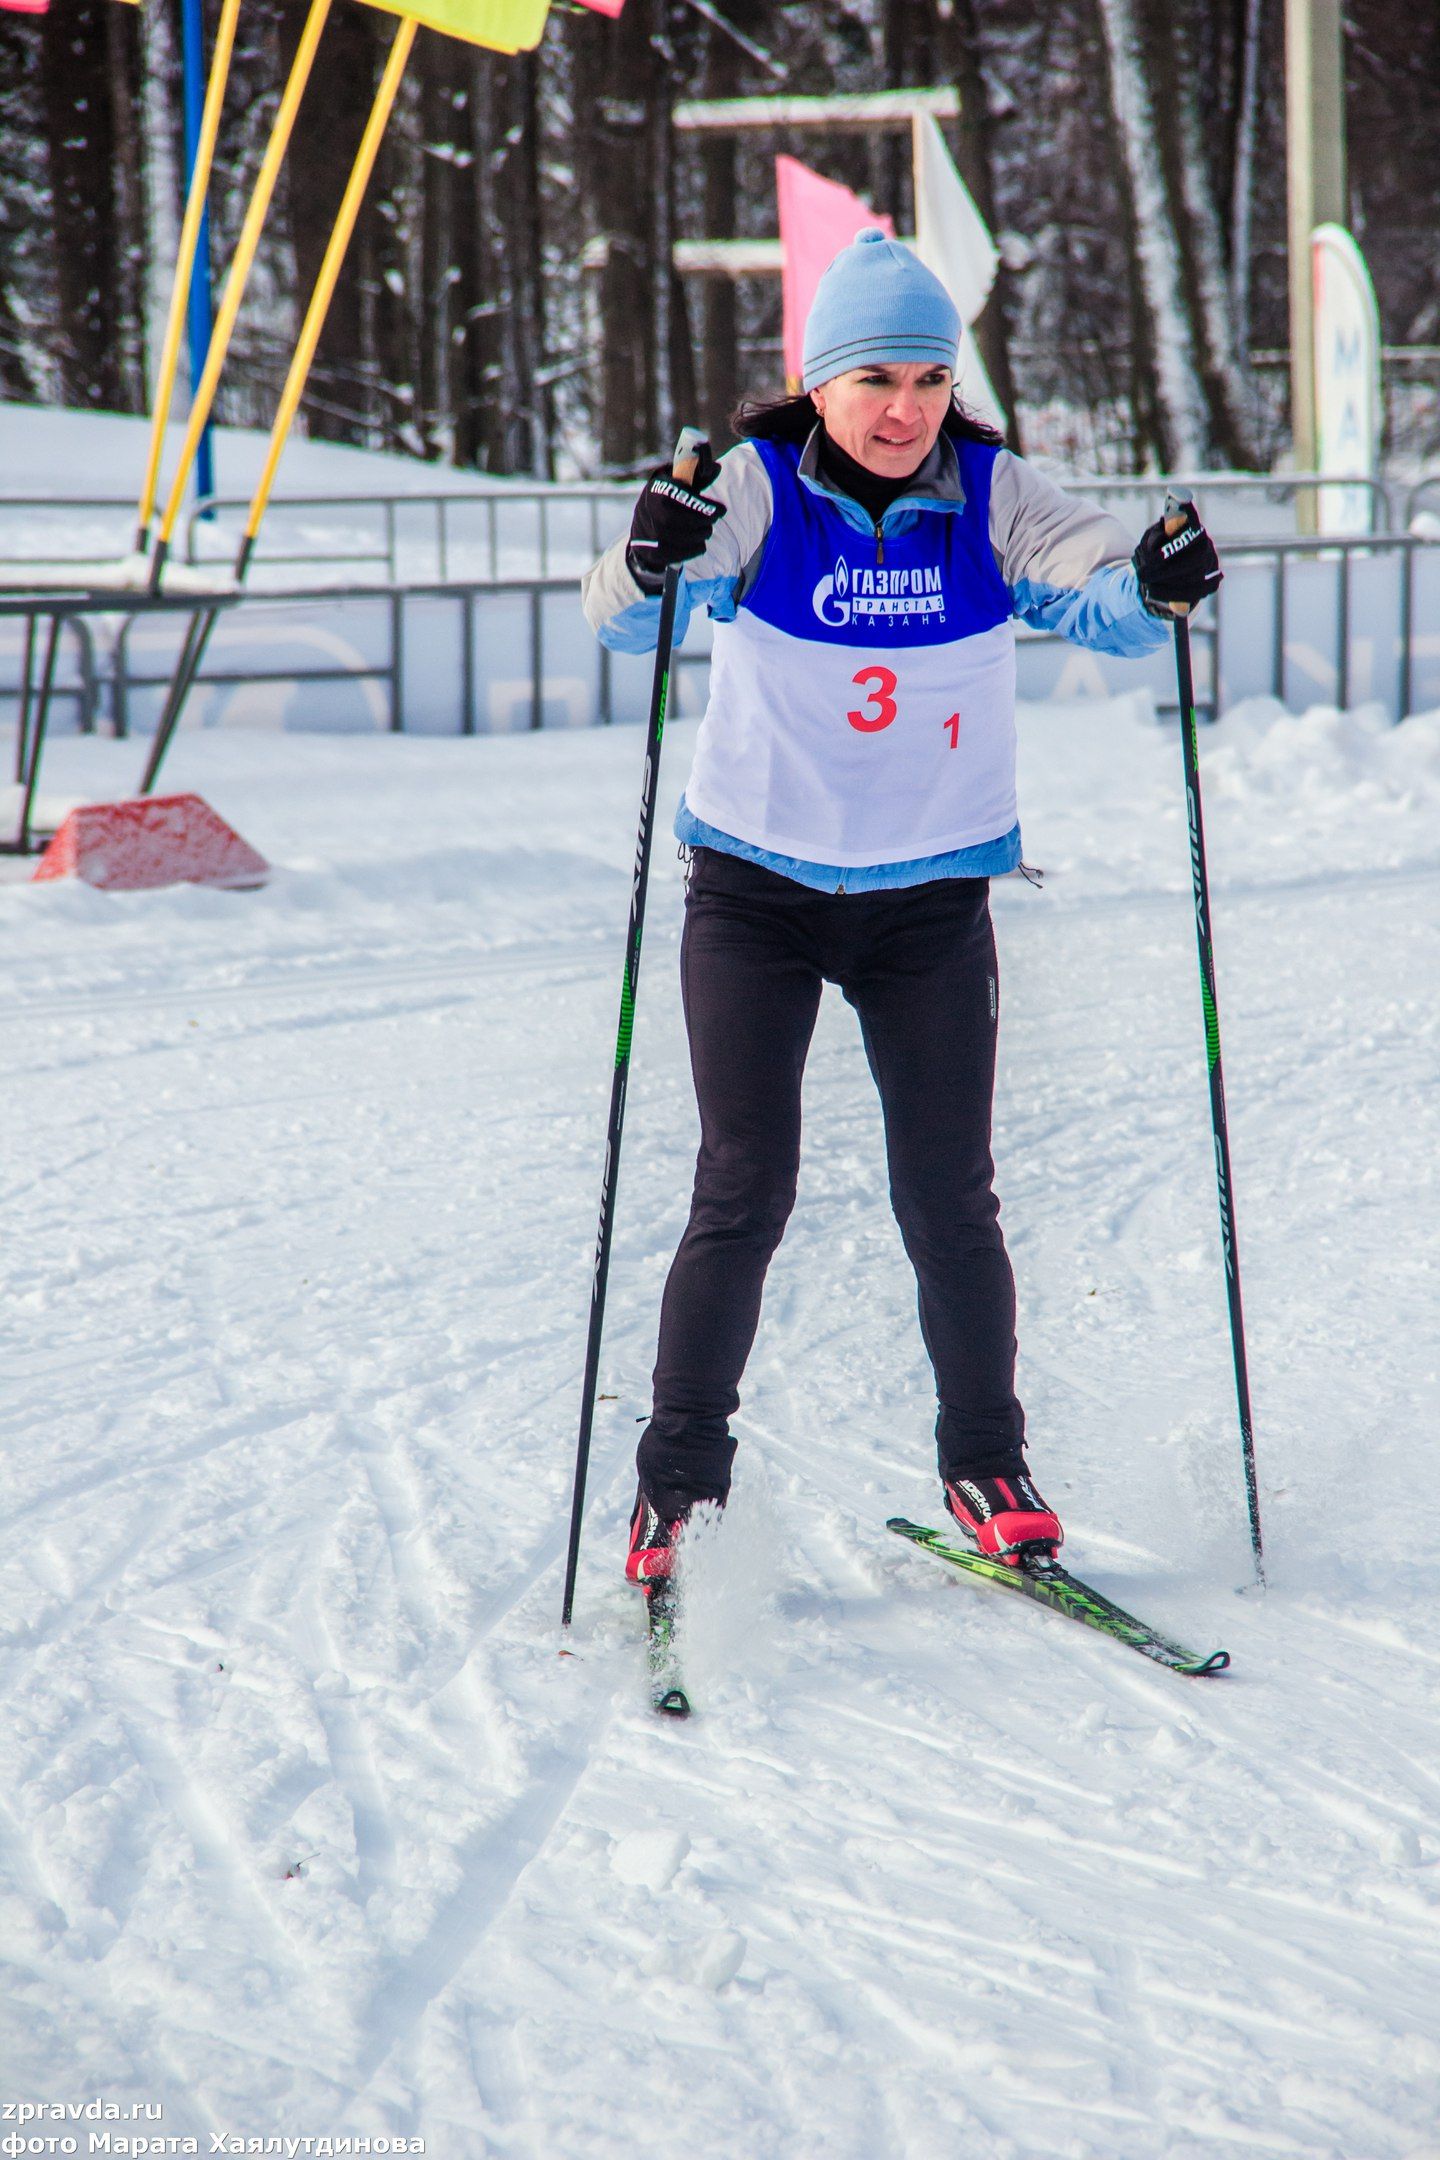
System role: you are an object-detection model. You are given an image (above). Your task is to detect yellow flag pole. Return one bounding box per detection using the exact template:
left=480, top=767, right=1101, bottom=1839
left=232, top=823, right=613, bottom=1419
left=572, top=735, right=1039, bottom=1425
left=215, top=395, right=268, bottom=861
left=135, top=0, right=243, bottom=555
left=236, top=14, right=418, bottom=573
left=149, top=0, right=333, bottom=587
left=141, top=14, right=416, bottom=791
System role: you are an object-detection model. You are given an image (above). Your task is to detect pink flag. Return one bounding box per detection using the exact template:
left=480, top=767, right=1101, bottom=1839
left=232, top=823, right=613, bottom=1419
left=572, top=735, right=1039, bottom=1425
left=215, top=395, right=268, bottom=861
left=777, top=155, right=893, bottom=392
left=0, top=1, right=50, bottom=14
left=570, top=0, right=626, bottom=13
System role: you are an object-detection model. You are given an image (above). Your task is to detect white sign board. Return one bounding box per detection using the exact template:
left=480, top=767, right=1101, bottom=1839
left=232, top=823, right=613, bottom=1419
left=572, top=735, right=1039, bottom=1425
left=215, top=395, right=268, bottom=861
left=1311, top=223, right=1381, bottom=536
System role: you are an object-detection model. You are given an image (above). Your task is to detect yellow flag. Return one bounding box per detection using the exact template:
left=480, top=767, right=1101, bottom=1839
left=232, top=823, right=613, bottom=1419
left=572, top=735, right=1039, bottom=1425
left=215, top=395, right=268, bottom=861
left=353, top=0, right=551, bottom=50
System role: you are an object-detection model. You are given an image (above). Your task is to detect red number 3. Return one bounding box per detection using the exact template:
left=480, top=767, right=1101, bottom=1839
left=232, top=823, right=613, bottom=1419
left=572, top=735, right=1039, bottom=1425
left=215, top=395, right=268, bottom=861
left=846, top=664, right=899, bottom=733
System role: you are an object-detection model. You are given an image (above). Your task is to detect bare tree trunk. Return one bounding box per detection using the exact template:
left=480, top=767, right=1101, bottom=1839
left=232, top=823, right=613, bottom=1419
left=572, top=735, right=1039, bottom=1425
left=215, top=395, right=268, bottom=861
left=697, top=16, right=741, bottom=443
left=39, top=0, right=129, bottom=409
left=371, top=70, right=418, bottom=457
left=280, top=0, right=375, bottom=444
left=593, top=1, right=660, bottom=467
left=139, top=0, right=183, bottom=409
left=418, top=42, right=460, bottom=461
left=933, top=0, right=1023, bottom=448
left=449, top=56, right=484, bottom=470
left=880, top=0, right=915, bottom=230
left=1091, top=0, right=1211, bottom=466
left=455, top=47, right=545, bottom=473
left=514, top=51, right=550, bottom=475
left=1229, top=0, right=1266, bottom=359
left=105, top=2, right=148, bottom=411
left=1145, top=0, right=1263, bottom=466
left=0, top=29, right=48, bottom=398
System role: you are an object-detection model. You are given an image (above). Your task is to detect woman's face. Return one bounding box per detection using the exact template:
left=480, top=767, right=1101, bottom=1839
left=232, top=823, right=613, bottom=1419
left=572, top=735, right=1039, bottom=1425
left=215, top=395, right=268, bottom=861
left=810, top=361, right=954, bottom=478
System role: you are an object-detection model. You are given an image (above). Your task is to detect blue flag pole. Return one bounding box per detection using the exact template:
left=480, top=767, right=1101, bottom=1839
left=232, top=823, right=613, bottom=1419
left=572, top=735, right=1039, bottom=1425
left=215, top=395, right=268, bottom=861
left=181, top=0, right=217, bottom=511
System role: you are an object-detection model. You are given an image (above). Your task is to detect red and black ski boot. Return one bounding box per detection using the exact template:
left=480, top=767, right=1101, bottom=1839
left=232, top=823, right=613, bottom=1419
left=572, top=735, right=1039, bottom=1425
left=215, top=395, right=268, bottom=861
left=625, top=1486, right=685, bottom=1587
left=943, top=1467, right=1063, bottom=1567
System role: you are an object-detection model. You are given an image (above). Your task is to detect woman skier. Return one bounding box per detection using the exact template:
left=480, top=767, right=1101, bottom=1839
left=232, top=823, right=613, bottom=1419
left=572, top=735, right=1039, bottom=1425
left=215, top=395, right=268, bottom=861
left=581, top=228, right=1220, bottom=1588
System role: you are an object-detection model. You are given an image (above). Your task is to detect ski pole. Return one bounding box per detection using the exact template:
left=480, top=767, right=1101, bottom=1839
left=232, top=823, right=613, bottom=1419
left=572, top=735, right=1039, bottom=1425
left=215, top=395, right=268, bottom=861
left=1164, top=488, right=1265, bottom=1585
left=560, top=427, right=707, bottom=1631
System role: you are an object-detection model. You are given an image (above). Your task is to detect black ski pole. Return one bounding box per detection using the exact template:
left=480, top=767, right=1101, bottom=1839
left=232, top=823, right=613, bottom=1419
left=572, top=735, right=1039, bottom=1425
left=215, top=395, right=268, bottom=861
left=561, top=427, right=707, bottom=1630
left=1163, top=488, right=1265, bottom=1585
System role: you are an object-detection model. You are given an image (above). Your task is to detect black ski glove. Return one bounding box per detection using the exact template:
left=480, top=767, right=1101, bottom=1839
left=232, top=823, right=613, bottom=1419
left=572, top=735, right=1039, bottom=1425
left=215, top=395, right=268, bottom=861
left=626, top=450, right=724, bottom=591
left=1133, top=502, right=1222, bottom=617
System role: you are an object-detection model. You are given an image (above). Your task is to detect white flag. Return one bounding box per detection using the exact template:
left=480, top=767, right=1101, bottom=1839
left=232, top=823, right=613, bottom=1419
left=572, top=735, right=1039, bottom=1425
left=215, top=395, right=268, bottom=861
left=911, top=114, right=1006, bottom=433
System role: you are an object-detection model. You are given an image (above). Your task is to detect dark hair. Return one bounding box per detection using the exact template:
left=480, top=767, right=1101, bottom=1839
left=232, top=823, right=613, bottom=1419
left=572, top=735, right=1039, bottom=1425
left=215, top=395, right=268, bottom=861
left=732, top=387, right=1003, bottom=449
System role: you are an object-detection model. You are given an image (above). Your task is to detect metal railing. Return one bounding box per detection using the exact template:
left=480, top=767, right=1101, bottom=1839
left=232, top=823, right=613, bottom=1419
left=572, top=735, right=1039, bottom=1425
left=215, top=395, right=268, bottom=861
left=1073, top=470, right=1397, bottom=536
left=0, top=612, right=100, bottom=733
left=108, top=575, right=665, bottom=740
left=182, top=485, right=634, bottom=585
left=1209, top=529, right=1438, bottom=718
left=1, top=471, right=1425, bottom=599
left=4, top=525, right=1435, bottom=753
left=1404, top=476, right=1440, bottom=528
left=98, top=529, right=1437, bottom=743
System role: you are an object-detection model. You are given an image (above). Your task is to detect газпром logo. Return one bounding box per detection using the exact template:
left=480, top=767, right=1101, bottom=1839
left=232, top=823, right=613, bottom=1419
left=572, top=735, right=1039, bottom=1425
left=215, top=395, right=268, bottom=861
left=812, top=555, right=946, bottom=628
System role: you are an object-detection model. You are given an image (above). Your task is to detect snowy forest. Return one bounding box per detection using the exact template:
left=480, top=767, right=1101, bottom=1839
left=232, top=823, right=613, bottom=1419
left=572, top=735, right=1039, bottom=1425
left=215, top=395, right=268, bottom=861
left=0, top=0, right=1435, bottom=479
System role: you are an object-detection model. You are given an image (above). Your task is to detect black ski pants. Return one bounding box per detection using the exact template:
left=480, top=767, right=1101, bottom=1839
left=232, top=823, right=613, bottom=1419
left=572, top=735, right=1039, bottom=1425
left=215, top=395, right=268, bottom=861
left=638, top=847, right=1025, bottom=1521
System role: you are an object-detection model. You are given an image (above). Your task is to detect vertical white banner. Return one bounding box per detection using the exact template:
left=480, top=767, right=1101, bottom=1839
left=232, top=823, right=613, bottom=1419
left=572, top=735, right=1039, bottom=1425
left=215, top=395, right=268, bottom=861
left=1311, top=223, right=1381, bottom=536
left=911, top=115, right=1006, bottom=433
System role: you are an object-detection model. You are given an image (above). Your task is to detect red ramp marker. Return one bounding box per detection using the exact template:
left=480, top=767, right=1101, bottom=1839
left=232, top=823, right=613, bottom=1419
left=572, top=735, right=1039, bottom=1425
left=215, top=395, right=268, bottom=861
left=32, top=795, right=269, bottom=893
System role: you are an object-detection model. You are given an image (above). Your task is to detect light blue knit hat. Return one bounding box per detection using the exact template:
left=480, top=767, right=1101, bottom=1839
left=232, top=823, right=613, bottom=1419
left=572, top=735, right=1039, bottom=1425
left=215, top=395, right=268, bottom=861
left=801, top=227, right=960, bottom=392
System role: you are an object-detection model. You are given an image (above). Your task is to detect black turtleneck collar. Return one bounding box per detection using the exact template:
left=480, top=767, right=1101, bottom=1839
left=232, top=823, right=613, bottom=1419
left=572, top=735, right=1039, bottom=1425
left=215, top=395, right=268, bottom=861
left=815, top=425, right=929, bottom=525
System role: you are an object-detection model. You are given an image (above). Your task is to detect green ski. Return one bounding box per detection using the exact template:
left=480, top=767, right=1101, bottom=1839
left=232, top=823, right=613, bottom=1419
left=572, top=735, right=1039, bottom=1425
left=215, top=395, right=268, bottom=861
left=887, top=1518, right=1230, bottom=1677
left=645, top=1581, right=692, bottom=1716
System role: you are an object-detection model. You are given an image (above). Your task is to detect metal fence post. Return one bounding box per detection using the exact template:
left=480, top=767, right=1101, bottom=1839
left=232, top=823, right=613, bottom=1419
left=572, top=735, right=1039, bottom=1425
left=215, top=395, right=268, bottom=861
left=1399, top=538, right=1414, bottom=719
left=14, top=612, right=35, bottom=783
left=112, top=618, right=131, bottom=740
left=75, top=617, right=98, bottom=734
left=461, top=590, right=476, bottom=735
left=1336, top=547, right=1351, bottom=710
left=390, top=589, right=405, bottom=732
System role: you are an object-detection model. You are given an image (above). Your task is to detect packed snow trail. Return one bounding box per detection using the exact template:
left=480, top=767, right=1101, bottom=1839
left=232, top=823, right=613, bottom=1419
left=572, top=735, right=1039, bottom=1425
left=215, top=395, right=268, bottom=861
left=1, top=699, right=1438, bottom=2158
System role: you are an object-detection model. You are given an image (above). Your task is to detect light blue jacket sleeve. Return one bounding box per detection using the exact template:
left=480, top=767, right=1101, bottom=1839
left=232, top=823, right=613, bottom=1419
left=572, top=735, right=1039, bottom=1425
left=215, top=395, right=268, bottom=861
left=588, top=573, right=738, bottom=655
left=581, top=441, right=772, bottom=654
left=1011, top=563, right=1169, bottom=657
left=989, top=451, right=1171, bottom=658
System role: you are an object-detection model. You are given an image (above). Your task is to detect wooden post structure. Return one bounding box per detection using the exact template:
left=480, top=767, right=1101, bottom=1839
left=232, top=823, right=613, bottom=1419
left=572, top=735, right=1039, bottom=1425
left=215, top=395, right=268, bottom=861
left=1285, top=0, right=1347, bottom=527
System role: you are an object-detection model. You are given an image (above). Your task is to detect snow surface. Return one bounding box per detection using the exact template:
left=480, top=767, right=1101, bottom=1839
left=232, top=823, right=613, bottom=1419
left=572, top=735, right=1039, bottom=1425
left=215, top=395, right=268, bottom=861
left=2, top=693, right=1438, bottom=2157
left=0, top=404, right=599, bottom=596
left=0, top=405, right=525, bottom=505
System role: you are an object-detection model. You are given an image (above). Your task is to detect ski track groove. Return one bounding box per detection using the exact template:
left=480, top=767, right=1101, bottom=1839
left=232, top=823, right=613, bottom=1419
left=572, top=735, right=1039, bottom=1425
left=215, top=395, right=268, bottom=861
left=342, top=1713, right=610, bottom=2107
left=0, top=934, right=624, bottom=1029
left=112, top=1684, right=304, bottom=1970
